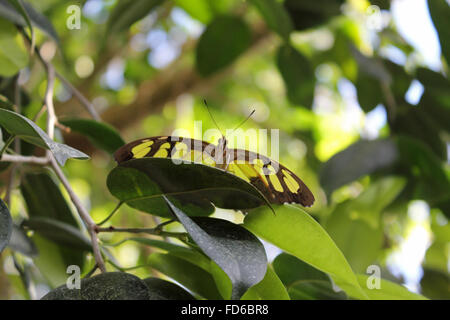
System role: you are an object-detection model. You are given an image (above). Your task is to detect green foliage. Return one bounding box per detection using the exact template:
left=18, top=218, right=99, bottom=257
left=196, top=15, right=251, bottom=76
left=0, top=0, right=447, bottom=301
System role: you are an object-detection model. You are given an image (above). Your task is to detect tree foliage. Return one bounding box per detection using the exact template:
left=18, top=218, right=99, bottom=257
left=0, top=0, right=448, bottom=300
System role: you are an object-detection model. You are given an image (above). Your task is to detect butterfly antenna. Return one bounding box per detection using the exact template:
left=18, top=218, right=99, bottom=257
left=203, top=99, right=224, bottom=136
left=231, top=109, right=255, bottom=133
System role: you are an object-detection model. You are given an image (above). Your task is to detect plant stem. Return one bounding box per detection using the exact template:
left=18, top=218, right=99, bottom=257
left=49, top=150, right=106, bottom=273
left=0, top=154, right=49, bottom=165
left=96, top=201, right=123, bottom=226
left=0, top=135, right=15, bottom=158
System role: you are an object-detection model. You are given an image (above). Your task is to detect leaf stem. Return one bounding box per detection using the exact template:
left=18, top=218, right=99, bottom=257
left=96, top=201, right=123, bottom=226
left=0, top=135, right=16, bottom=158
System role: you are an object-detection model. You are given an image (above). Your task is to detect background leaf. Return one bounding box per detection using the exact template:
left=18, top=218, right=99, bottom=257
left=0, top=19, right=29, bottom=77
left=277, top=44, right=315, bottom=108
left=320, top=138, right=399, bottom=196
left=60, top=118, right=125, bottom=154
left=196, top=15, right=251, bottom=76
left=250, top=0, right=293, bottom=40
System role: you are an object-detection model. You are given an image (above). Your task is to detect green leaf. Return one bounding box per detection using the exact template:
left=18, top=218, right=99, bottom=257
left=196, top=15, right=251, bottom=76
left=164, top=197, right=268, bottom=300
left=42, top=272, right=151, bottom=300
left=20, top=171, right=79, bottom=226
left=7, top=224, right=38, bottom=256
left=250, top=0, right=293, bottom=40
left=31, top=234, right=75, bottom=288
left=148, top=252, right=222, bottom=299
left=244, top=205, right=368, bottom=299
left=143, top=277, right=195, bottom=300
left=60, top=118, right=125, bottom=154
left=395, top=135, right=450, bottom=209
left=320, top=138, right=399, bottom=196
left=114, top=237, right=211, bottom=271
left=0, top=109, right=89, bottom=166
left=0, top=198, right=12, bottom=253
left=6, top=0, right=34, bottom=51
left=420, top=268, right=450, bottom=300
left=325, top=177, right=406, bottom=273
left=289, top=280, right=347, bottom=300
left=273, top=252, right=329, bottom=286
left=392, top=104, right=447, bottom=160
left=106, top=0, right=164, bottom=36
left=283, top=0, right=344, bottom=31
left=428, top=0, right=450, bottom=64
left=0, top=19, right=29, bottom=77
left=107, top=158, right=268, bottom=218
left=272, top=253, right=346, bottom=300
left=173, top=0, right=214, bottom=23
left=241, top=267, right=290, bottom=300
left=0, top=0, right=59, bottom=43
left=23, top=217, right=91, bottom=251
left=276, top=44, right=315, bottom=108
left=356, top=274, right=428, bottom=300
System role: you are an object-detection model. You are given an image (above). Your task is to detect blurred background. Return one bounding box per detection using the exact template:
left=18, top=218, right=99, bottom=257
left=0, top=0, right=448, bottom=299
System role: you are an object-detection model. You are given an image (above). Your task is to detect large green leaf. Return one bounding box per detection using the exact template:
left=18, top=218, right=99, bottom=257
left=0, top=198, right=12, bottom=253
left=244, top=205, right=368, bottom=299
left=143, top=277, right=195, bottom=300
left=428, top=0, right=450, bottom=64
left=107, top=158, right=269, bottom=218
left=356, top=274, right=427, bottom=300
left=276, top=44, right=315, bottom=108
left=420, top=268, right=450, bottom=300
left=196, top=15, right=251, bottom=76
left=325, top=177, right=406, bottom=273
left=42, top=272, right=151, bottom=300
left=106, top=0, right=163, bottom=35
left=0, top=0, right=59, bottom=43
left=250, top=0, right=293, bottom=40
left=173, top=0, right=214, bottom=23
left=165, top=197, right=268, bottom=300
left=60, top=118, right=125, bottom=154
left=320, top=138, right=399, bottom=196
left=0, top=19, right=29, bottom=77
left=0, top=109, right=89, bottom=166
left=148, top=252, right=222, bottom=299
left=241, top=267, right=290, bottom=300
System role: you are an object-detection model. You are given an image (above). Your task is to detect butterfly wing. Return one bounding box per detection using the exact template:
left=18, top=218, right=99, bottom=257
left=114, top=136, right=218, bottom=165
left=226, top=149, right=315, bottom=207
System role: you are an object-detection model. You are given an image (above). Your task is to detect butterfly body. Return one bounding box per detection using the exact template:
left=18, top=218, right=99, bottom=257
left=114, top=135, right=314, bottom=207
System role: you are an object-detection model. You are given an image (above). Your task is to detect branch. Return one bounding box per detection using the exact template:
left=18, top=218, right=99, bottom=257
left=49, top=155, right=106, bottom=273
left=96, top=224, right=187, bottom=241
left=0, top=154, right=49, bottom=165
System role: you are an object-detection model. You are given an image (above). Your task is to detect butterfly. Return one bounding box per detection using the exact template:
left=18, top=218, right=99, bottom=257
left=114, top=134, right=315, bottom=207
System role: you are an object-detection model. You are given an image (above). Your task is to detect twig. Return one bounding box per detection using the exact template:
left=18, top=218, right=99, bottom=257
left=55, top=71, right=101, bottom=121
left=96, top=201, right=123, bottom=226
left=0, top=154, right=49, bottom=165
left=96, top=225, right=187, bottom=240
left=0, top=135, right=15, bottom=158
left=18, top=27, right=101, bottom=121
left=49, top=155, right=106, bottom=273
